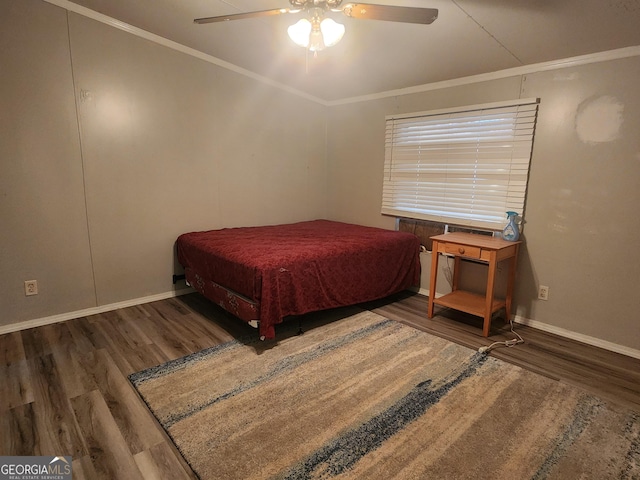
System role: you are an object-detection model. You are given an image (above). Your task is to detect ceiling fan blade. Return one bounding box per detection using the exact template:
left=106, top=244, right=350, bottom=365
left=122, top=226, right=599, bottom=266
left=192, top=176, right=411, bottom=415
left=194, top=8, right=295, bottom=24
left=340, top=4, right=438, bottom=24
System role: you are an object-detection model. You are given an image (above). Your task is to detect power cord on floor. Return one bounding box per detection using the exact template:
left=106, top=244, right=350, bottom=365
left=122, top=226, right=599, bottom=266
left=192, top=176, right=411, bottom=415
left=478, top=318, right=524, bottom=353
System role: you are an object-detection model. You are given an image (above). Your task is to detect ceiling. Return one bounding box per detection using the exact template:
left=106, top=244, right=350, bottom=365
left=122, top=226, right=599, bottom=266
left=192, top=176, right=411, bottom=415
left=66, top=0, right=640, bottom=102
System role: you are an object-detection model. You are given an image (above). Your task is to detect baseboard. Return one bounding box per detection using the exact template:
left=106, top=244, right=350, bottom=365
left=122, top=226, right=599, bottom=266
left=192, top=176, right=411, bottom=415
left=417, top=287, right=438, bottom=298
left=4, top=287, right=640, bottom=360
left=417, top=288, right=640, bottom=360
left=513, top=315, right=640, bottom=360
left=0, top=287, right=194, bottom=336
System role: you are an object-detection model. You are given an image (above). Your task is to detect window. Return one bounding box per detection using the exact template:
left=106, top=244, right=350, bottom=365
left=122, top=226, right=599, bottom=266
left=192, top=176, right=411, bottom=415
left=382, top=98, right=539, bottom=230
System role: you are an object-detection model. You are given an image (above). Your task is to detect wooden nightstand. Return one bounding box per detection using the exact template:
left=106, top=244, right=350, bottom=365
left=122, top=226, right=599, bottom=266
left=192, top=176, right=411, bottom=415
left=427, top=232, right=521, bottom=337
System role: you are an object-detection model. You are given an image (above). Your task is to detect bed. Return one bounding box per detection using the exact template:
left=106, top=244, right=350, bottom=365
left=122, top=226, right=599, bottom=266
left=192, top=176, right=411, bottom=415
left=176, top=219, right=421, bottom=339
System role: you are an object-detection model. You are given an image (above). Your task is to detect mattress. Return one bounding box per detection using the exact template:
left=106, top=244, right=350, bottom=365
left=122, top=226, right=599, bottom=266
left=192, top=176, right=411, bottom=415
left=177, top=219, right=421, bottom=339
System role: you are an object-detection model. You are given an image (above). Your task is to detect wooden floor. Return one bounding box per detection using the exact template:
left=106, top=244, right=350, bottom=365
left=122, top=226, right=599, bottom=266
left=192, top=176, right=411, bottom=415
left=1, top=291, right=639, bottom=479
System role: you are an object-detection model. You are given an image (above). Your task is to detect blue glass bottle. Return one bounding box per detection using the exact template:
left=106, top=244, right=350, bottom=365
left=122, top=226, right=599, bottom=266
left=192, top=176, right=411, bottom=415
left=502, top=211, right=520, bottom=241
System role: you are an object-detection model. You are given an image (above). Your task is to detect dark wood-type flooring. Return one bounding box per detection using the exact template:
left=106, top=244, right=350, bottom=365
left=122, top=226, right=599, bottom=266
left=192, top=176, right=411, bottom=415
left=2, top=291, right=639, bottom=479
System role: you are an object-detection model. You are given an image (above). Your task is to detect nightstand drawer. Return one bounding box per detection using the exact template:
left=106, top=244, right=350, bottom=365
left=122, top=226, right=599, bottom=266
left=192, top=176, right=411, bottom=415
left=442, top=242, right=482, bottom=259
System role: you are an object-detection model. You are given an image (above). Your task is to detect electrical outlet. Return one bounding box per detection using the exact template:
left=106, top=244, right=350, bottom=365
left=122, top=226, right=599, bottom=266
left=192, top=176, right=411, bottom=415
left=538, top=285, right=549, bottom=301
left=24, top=280, right=38, bottom=296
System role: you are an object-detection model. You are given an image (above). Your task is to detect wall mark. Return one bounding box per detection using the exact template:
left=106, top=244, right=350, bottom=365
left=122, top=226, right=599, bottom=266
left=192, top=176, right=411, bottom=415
left=575, top=95, right=624, bottom=145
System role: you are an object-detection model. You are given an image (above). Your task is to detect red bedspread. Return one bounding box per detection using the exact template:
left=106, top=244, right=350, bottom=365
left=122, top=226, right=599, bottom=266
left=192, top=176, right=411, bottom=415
left=176, top=220, right=420, bottom=339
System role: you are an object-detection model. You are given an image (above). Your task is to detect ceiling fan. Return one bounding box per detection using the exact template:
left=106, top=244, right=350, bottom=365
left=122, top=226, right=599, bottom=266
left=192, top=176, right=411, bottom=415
left=194, top=1, right=438, bottom=53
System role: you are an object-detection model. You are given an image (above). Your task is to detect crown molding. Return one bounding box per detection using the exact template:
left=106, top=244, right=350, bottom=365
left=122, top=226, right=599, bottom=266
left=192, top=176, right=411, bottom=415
left=43, top=0, right=326, bottom=105
left=42, top=1, right=640, bottom=107
left=327, top=45, right=640, bottom=106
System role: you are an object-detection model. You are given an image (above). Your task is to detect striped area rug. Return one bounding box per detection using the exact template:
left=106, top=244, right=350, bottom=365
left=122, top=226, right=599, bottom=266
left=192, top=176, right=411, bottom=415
left=129, top=311, right=640, bottom=480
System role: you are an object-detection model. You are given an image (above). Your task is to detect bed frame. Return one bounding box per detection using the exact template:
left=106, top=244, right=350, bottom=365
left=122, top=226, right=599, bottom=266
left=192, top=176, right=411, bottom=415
left=175, top=220, right=421, bottom=339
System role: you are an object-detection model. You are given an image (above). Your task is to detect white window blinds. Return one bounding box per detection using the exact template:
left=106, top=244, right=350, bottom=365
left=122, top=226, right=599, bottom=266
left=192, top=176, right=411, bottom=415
left=382, top=98, right=539, bottom=230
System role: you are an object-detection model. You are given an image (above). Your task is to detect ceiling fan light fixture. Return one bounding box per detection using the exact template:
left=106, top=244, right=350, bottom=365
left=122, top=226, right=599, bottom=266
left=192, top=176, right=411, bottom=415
left=287, top=18, right=312, bottom=47
left=308, top=23, right=325, bottom=52
left=319, top=17, right=345, bottom=47
left=196, top=1, right=438, bottom=54
left=288, top=6, right=345, bottom=52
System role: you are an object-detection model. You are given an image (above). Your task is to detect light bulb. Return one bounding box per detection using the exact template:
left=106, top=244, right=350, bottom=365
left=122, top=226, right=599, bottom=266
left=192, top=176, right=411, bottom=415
left=320, top=18, right=345, bottom=47
left=287, top=18, right=311, bottom=47
left=288, top=15, right=345, bottom=51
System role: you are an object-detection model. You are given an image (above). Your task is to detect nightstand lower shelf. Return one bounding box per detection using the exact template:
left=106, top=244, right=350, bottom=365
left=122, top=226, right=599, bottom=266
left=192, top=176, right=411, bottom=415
left=433, top=290, right=506, bottom=318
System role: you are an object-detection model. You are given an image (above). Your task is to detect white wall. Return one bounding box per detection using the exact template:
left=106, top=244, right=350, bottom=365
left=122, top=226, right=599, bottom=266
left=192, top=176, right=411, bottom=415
left=0, top=0, right=327, bottom=326
left=0, top=0, right=96, bottom=322
left=326, top=59, right=640, bottom=353
left=518, top=58, right=640, bottom=348
left=2, top=0, right=639, bottom=357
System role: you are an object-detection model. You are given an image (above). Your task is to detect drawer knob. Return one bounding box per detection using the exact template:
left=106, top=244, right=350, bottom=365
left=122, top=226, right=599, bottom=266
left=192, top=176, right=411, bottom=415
left=458, top=247, right=465, bottom=254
